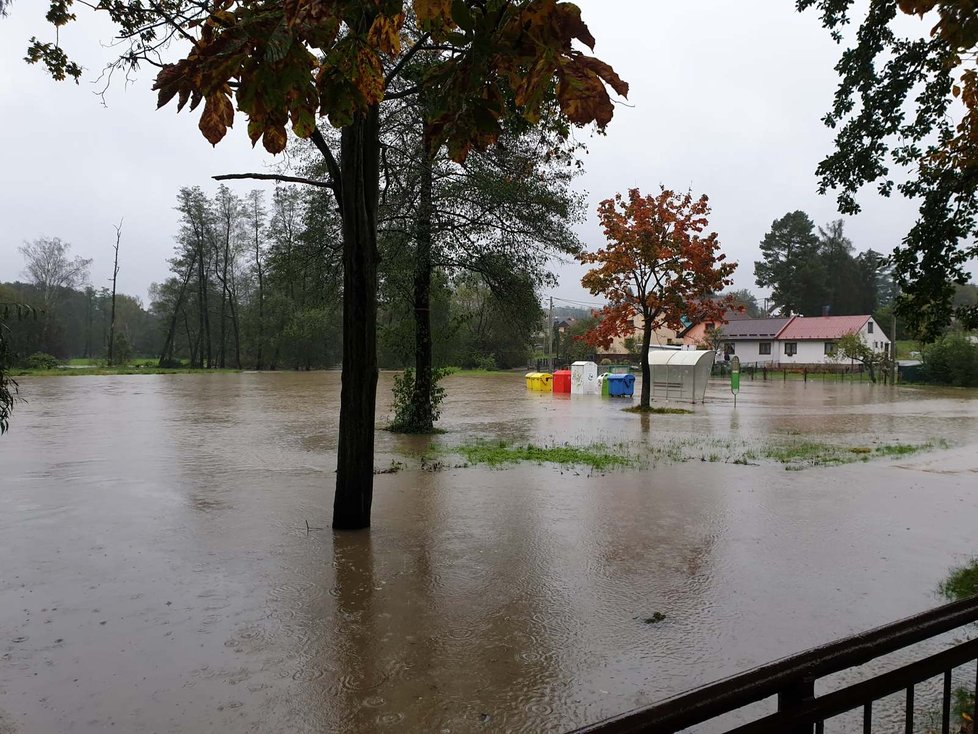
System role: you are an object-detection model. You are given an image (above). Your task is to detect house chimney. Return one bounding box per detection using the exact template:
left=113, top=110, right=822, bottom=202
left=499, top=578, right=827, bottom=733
left=822, top=305, right=831, bottom=317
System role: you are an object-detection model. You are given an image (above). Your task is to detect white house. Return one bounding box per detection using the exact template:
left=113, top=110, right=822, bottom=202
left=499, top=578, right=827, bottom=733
left=716, top=317, right=793, bottom=365
left=699, top=314, right=891, bottom=366
left=775, top=315, right=890, bottom=366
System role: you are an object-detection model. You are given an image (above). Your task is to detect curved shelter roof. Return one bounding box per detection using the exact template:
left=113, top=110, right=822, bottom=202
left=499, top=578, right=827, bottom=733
left=778, top=315, right=870, bottom=340
left=648, top=350, right=715, bottom=366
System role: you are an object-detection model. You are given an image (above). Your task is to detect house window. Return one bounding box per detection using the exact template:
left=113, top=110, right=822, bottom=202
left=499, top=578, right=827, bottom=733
left=705, top=322, right=715, bottom=331
left=759, top=342, right=771, bottom=355
left=824, top=341, right=837, bottom=355
left=723, top=342, right=735, bottom=355
left=868, top=321, right=874, bottom=334
left=784, top=342, right=797, bottom=356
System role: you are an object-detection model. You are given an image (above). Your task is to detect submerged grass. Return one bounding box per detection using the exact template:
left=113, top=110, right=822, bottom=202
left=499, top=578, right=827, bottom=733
left=756, top=439, right=946, bottom=469
left=453, top=440, right=635, bottom=470
left=939, top=558, right=978, bottom=602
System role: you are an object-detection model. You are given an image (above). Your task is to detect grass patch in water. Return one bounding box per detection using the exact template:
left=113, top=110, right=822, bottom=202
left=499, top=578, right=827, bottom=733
left=454, top=440, right=635, bottom=470
left=939, top=558, right=978, bottom=602
left=757, top=439, right=945, bottom=469
left=623, top=406, right=694, bottom=415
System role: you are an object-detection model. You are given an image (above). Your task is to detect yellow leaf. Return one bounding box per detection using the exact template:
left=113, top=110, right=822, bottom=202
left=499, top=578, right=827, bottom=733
left=262, top=125, right=288, bottom=154
left=198, top=91, right=234, bottom=145
left=367, top=13, right=404, bottom=57
left=413, top=0, right=452, bottom=26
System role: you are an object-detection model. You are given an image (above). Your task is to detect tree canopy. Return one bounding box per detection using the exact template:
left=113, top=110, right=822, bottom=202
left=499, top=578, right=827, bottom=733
left=29, top=1, right=627, bottom=159
left=755, top=212, right=891, bottom=317
left=24, top=0, right=628, bottom=529
left=799, top=0, right=978, bottom=338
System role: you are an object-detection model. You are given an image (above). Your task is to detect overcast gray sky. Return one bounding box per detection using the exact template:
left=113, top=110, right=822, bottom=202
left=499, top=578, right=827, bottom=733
left=0, top=2, right=947, bottom=310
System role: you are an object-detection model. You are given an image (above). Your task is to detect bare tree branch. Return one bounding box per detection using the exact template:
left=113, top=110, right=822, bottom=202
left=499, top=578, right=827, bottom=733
left=213, top=172, right=336, bottom=190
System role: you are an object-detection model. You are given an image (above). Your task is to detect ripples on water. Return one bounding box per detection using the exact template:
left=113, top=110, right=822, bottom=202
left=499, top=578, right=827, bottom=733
left=1, top=373, right=978, bottom=732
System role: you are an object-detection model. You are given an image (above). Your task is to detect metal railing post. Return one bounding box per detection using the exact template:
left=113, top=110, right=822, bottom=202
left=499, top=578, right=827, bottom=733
left=778, top=676, right=816, bottom=734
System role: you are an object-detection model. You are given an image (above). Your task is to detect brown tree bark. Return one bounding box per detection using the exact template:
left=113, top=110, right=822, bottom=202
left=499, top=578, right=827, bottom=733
left=332, top=106, right=380, bottom=530
left=640, top=315, right=653, bottom=409
left=411, top=140, right=435, bottom=431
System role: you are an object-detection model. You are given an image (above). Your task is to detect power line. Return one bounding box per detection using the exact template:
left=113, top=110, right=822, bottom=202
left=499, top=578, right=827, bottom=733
left=545, top=295, right=607, bottom=308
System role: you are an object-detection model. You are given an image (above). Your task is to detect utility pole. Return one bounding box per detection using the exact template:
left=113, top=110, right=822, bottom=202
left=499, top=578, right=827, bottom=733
left=891, top=311, right=897, bottom=384
left=547, top=296, right=554, bottom=359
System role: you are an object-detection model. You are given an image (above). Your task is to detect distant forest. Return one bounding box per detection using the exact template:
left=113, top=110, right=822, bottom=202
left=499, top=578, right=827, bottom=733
left=2, top=183, right=564, bottom=371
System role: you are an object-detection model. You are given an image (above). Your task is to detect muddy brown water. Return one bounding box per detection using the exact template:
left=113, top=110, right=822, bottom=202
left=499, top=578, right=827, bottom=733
left=2, top=372, right=978, bottom=733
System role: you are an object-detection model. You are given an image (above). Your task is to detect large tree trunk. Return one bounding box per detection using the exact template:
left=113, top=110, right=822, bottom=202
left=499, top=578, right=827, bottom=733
left=411, top=142, right=435, bottom=431
left=640, top=316, right=653, bottom=409
left=333, top=106, right=380, bottom=531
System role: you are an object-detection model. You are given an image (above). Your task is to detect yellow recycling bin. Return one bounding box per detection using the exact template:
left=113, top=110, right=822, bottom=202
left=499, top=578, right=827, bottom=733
left=524, top=372, right=553, bottom=391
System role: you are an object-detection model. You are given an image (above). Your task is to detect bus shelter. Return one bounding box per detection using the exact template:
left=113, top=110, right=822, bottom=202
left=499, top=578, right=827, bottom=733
left=648, top=349, right=715, bottom=403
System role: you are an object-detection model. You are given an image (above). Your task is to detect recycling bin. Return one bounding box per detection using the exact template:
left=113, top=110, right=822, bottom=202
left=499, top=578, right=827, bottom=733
left=571, top=361, right=599, bottom=395
left=607, top=373, right=635, bottom=397
left=553, top=370, right=571, bottom=393
left=598, top=373, right=609, bottom=396
left=524, top=372, right=553, bottom=391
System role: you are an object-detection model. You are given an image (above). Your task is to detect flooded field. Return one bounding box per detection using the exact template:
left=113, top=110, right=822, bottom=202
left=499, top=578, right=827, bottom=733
left=2, top=372, right=978, bottom=733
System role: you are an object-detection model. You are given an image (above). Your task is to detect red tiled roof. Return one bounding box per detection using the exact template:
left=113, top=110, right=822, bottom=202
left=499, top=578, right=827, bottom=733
left=777, top=315, right=870, bottom=340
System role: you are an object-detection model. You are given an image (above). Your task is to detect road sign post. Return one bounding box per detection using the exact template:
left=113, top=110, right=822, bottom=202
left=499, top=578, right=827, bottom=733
left=730, top=355, right=740, bottom=408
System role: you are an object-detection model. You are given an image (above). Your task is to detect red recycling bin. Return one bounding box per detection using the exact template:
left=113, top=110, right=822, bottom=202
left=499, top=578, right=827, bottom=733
left=553, top=369, right=571, bottom=393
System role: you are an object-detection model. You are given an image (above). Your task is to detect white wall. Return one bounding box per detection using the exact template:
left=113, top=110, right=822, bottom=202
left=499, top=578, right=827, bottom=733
left=857, top=319, right=892, bottom=352
left=723, top=340, right=778, bottom=365
left=778, top=340, right=833, bottom=365
left=778, top=321, right=891, bottom=366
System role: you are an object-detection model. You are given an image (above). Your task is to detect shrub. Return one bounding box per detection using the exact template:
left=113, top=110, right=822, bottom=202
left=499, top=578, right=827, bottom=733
left=474, top=353, right=497, bottom=371
left=388, top=367, right=451, bottom=433
left=109, top=332, right=133, bottom=366
left=919, top=334, right=978, bottom=387
left=24, top=352, right=60, bottom=370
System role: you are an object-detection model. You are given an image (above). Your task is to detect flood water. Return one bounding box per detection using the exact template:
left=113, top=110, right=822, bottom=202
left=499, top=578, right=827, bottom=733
left=2, top=372, right=978, bottom=733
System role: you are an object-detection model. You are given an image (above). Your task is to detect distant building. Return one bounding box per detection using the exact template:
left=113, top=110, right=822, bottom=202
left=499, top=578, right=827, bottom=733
left=712, top=317, right=794, bottom=364
left=776, top=315, right=890, bottom=365
left=679, top=314, right=891, bottom=366
left=601, top=313, right=680, bottom=360
left=679, top=309, right=751, bottom=350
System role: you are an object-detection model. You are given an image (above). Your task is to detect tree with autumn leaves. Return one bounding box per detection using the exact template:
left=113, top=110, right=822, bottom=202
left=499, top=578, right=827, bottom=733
left=23, top=0, right=627, bottom=529
left=578, top=188, right=737, bottom=409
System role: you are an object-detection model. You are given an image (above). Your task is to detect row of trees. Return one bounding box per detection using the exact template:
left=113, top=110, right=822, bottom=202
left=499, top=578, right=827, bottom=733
left=1, top=237, right=156, bottom=364
left=153, top=172, right=569, bottom=375
left=754, top=211, right=897, bottom=319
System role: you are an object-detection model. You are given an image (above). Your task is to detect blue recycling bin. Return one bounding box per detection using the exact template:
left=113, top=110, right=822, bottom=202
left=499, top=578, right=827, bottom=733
left=607, top=373, right=635, bottom=397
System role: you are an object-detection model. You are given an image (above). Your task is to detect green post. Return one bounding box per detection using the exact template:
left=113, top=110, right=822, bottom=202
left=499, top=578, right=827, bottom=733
left=730, top=355, right=740, bottom=407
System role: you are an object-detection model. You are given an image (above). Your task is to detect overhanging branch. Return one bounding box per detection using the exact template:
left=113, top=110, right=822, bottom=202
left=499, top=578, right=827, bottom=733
left=212, top=172, right=336, bottom=190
